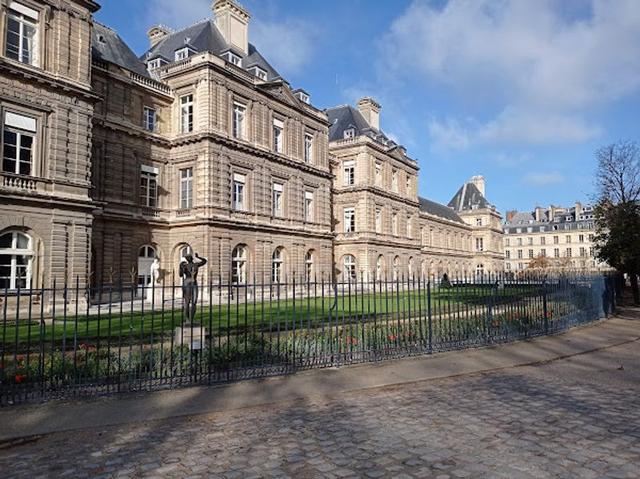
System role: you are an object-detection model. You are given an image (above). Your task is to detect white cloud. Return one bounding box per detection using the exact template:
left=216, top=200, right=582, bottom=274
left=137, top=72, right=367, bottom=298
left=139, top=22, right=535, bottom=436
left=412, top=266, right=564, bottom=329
left=251, top=19, right=317, bottom=75
left=382, top=0, right=640, bottom=147
left=428, top=110, right=601, bottom=151
left=145, top=0, right=316, bottom=75
left=522, top=172, right=565, bottom=186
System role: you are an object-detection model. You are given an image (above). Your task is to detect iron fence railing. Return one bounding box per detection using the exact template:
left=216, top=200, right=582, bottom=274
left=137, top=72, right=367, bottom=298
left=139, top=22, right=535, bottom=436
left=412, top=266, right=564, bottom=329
left=0, top=272, right=618, bottom=405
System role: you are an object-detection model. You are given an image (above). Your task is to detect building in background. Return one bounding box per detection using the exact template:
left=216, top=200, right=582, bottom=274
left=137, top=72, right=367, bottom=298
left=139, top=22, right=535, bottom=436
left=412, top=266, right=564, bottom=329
left=448, top=176, right=504, bottom=275
left=503, top=203, right=604, bottom=271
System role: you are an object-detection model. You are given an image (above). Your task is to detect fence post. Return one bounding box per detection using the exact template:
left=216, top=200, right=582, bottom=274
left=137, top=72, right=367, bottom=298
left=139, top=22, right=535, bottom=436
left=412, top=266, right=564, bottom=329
left=427, top=279, right=433, bottom=354
left=542, top=278, right=549, bottom=334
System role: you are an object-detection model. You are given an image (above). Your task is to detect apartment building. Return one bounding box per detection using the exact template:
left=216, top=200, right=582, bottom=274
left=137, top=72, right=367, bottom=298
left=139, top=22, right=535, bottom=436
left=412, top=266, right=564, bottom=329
left=503, top=203, right=603, bottom=271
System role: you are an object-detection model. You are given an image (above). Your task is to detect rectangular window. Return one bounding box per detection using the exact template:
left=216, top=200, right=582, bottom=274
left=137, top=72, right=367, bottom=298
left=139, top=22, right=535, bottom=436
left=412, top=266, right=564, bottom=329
left=566, top=248, right=572, bottom=257
left=179, top=167, right=193, bottom=209
left=140, top=167, right=158, bottom=207
left=175, top=48, right=189, bottom=61
left=233, top=102, right=246, bottom=140
left=553, top=235, right=559, bottom=244
left=5, top=3, right=38, bottom=66
left=375, top=208, right=382, bottom=233
left=580, top=247, right=586, bottom=257
left=375, top=162, right=382, bottom=186
left=391, top=169, right=398, bottom=191
left=579, top=234, right=584, bottom=243
left=344, top=207, right=355, bottom=233
left=343, top=160, right=355, bottom=186
left=233, top=173, right=246, bottom=211
left=304, top=191, right=314, bottom=222
left=225, top=51, right=241, bottom=66
left=273, top=119, right=283, bottom=153
left=143, top=106, right=157, bottom=132
left=541, top=249, right=546, bottom=257
left=517, top=249, right=523, bottom=259
left=528, top=249, right=534, bottom=259
left=406, top=176, right=411, bottom=193
left=476, top=238, right=484, bottom=252
left=392, top=212, right=398, bottom=236
left=2, top=111, right=36, bottom=176
left=588, top=234, right=594, bottom=242
left=566, top=235, right=571, bottom=244
left=517, top=238, right=522, bottom=246
left=505, top=238, right=510, bottom=247
left=180, top=94, right=193, bottom=133
left=272, top=182, right=283, bottom=217
left=407, top=215, right=412, bottom=238
left=528, top=237, right=533, bottom=245
left=304, top=133, right=313, bottom=163
left=505, top=250, right=511, bottom=259
left=476, top=218, right=482, bottom=226
left=541, top=237, right=546, bottom=245
left=554, top=248, right=560, bottom=258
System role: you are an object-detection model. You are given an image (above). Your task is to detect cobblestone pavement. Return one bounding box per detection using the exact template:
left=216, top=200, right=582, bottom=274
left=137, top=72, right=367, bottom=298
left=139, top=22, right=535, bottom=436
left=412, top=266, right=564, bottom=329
left=2, top=339, right=640, bottom=479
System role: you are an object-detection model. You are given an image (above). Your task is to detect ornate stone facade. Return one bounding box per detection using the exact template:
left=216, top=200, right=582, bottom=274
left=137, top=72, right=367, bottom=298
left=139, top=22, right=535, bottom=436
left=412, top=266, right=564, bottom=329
left=0, top=0, right=98, bottom=289
left=0, top=0, right=504, bottom=293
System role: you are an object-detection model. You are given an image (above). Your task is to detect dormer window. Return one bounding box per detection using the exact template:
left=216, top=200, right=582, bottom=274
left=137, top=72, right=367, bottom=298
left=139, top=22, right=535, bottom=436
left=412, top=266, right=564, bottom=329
left=224, top=51, right=242, bottom=66
left=147, top=58, right=166, bottom=71
left=295, top=91, right=310, bottom=104
left=250, top=66, right=267, bottom=81
left=175, top=47, right=189, bottom=61
left=344, top=128, right=355, bottom=139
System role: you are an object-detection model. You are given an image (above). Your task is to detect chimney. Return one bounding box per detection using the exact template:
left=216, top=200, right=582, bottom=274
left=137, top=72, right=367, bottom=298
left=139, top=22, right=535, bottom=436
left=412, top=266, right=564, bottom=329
left=213, top=0, right=251, bottom=56
left=147, top=25, right=171, bottom=48
left=574, top=201, right=582, bottom=219
left=357, top=97, right=381, bottom=130
left=534, top=206, right=544, bottom=222
left=506, top=210, right=517, bottom=222
left=469, top=175, right=486, bottom=197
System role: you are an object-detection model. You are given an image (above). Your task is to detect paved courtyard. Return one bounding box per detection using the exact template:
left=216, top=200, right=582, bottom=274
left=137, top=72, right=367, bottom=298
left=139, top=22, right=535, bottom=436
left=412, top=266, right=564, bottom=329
left=1, top=333, right=640, bottom=478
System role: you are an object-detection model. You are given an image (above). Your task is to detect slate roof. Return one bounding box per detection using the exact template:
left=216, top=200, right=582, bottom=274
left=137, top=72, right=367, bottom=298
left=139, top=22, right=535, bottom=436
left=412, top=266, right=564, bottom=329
left=92, top=23, right=149, bottom=77
left=419, top=197, right=465, bottom=224
left=448, top=182, right=491, bottom=212
left=326, top=105, right=400, bottom=150
left=141, top=19, right=281, bottom=81
left=503, top=205, right=596, bottom=233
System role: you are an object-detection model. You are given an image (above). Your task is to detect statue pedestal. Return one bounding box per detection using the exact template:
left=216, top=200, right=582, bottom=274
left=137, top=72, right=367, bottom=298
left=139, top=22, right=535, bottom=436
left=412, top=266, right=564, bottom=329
left=174, top=326, right=207, bottom=350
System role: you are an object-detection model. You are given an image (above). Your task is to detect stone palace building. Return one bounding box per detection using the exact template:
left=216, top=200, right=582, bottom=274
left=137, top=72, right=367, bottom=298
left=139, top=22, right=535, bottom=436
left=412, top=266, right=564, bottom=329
left=0, top=0, right=503, bottom=292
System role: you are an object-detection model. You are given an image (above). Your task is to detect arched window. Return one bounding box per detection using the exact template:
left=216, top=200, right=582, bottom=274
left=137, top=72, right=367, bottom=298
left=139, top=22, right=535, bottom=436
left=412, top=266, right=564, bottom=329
left=272, top=247, right=284, bottom=283
left=231, top=245, right=247, bottom=284
left=343, top=254, right=356, bottom=282
left=179, top=244, right=193, bottom=260
left=305, top=250, right=314, bottom=282
left=0, top=231, right=33, bottom=289
left=393, top=256, right=400, bottom=281
left=376, top=254, right=384, bottom=280
left=476, top=263, right=485, bottom=278
left=137, top=245, right=157, bottom=292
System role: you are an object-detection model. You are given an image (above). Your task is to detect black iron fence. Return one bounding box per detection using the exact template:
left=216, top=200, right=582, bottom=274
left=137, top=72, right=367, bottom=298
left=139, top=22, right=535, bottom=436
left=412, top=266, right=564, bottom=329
left=0, top=272, right=618, bottom=405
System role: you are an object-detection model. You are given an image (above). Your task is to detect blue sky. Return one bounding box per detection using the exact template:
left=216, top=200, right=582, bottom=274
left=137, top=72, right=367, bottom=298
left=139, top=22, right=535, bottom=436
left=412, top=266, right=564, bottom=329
left=96, top=0, right=640, bottom=214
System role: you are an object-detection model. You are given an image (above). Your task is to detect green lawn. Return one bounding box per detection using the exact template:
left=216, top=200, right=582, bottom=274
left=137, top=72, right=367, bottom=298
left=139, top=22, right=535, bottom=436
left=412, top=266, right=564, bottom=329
left=2, top=285, right=542, bottom=347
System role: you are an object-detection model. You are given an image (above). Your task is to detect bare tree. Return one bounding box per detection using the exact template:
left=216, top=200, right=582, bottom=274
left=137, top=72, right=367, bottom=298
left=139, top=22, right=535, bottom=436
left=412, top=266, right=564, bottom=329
left=593, top=140, right=640, bottom=304
left=595, top=141, right=640, bottom=204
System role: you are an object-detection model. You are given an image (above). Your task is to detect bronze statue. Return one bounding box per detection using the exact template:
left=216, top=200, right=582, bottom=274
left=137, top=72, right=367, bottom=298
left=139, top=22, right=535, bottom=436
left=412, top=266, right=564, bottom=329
left=179, top=253, right=207, bottom=323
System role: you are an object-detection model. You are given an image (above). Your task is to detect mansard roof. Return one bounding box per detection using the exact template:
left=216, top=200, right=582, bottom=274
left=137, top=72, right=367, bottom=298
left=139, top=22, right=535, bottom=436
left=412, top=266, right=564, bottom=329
left=141, top=19, right=281, bottom=81
left=419, top=197, right=465, bottom=224
left=326, top=105, right=415, bottom=163
left=92, top=23, right=149, bottom=77
left=448, top=182, right=491, bottom=212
